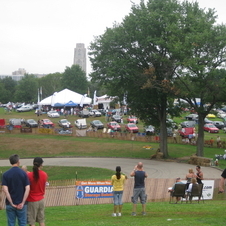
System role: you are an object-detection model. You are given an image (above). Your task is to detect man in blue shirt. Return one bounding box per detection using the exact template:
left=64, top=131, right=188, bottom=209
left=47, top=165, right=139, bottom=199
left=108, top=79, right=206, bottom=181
left=2, top=154, right=30, bottom=226
left=130, top=162, right=148, bottom=216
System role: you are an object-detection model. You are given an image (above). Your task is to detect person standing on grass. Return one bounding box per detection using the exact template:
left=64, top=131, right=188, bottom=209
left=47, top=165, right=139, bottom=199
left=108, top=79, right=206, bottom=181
left=27, top=157, right=48, bottom=226
left=111, top=166, right=127, bottom=217
left=2, top=154, right=30, bottom=226
left=130, top=162, right=148, bottom=216
left=219, top=168, right=226, bottom=193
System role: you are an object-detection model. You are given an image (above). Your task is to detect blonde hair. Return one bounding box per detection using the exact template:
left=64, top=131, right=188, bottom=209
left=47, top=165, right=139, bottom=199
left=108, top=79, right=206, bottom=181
left=188, top=168, right=194, bottom=174
left=191, top=178, right=197, bottom=184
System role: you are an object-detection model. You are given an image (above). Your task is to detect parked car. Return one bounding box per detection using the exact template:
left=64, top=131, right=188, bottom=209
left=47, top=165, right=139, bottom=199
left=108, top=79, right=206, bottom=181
left=89, top=109, right=102, bottom=117
left=90, top=120, right=104, bottom=130
left=204, top=118, right=213, bottom=124
left=207, top=114, right=216, bottom=118
left=125, top=123, right=139, bottom=133
left=40, top=119, right=55, bottom=128
left=144, top=125, right=155, bottom=135
left=111, top=115, right=122, bottom=123
left=58, top=119, right=72, bottom=128
left=75, top=119, right=87, bottom=129
left=0, top=119, right=6, bottom=128
left=127, top=116, right=138, bottom=124
left=166, top=119, right=178, bottom=129
left=212, top=121, right=225, bottom=129
left=47, top=110, right=60, bottom=118
left=107, top=122, right=121, bottom=131
left=180, top=121, right=196, bottom=128
left=78, top=109, right=89, bottom=118
left=217, top=111, right=226, bottom=118
left=16, top=105, right=33, bottom=112
left=9, top=118, right=22, bottom=128
left=185, top=114, right=198, bottom=121
left=178, top=127, right=195, bottom=138
left=167, top=127, right=174, bottom=137
left=203, top=124, right=219, bottom=133
left=25, top=119, right=38, bottom=128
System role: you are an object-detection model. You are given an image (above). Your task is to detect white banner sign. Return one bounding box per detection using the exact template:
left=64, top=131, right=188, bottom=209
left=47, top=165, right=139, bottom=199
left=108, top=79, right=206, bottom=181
left=182, top=180, right=214, bottom=200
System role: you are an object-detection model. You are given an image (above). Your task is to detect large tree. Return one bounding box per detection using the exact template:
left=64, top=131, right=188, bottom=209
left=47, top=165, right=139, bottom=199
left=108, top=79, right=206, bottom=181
left=14, top=74, right=39, bottom=103
left=62, top=65, right=88, bottom=95
left=38, top=72, right=63, bottom=99
left=172, top=1, right=226, bottom=156
left=89, top=0, right=226, bottom=158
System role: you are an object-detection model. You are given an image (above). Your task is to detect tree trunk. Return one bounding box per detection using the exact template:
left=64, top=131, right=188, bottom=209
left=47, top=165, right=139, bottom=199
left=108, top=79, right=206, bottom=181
left=196, top=115, right=205, bottom=156
left=159, top=108, right=168, bottom=158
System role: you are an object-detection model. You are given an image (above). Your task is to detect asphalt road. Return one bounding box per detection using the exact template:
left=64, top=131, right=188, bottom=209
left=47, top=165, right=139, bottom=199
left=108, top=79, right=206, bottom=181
left=0, top=157, right=222, bottom=179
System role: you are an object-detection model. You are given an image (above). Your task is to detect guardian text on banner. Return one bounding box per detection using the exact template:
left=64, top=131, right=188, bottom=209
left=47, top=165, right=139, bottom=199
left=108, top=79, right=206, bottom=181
left=76, top=181, right=113, bottom=199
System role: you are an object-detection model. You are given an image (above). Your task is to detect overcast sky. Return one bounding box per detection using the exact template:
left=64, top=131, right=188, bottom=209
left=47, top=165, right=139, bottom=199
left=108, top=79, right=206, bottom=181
left=1, top=0, right=225, bottom=76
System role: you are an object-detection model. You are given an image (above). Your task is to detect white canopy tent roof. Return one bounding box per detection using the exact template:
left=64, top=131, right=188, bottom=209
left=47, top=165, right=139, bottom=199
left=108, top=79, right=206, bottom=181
left=95, top=94, right=116, bottom=109
left=39, top=88, right=92, bottom=107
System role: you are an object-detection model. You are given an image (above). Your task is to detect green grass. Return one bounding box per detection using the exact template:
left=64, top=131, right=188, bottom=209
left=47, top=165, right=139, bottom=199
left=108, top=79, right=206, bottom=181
left=1, top=110, right=226, bottom=225
left=0, top=201, right=226, bottom=226
left=0, top=166, right=114, bottom=181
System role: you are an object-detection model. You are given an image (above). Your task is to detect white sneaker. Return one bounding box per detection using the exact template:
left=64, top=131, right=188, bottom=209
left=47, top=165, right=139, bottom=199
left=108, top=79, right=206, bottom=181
left=112, top=213, right=116, bottom=217
left=118, top=213, right=121, bottom=217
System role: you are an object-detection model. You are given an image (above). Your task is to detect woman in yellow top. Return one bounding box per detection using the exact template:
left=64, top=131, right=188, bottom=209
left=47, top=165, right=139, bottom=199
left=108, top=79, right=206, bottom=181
left=111, top=166, right=126, bottom=217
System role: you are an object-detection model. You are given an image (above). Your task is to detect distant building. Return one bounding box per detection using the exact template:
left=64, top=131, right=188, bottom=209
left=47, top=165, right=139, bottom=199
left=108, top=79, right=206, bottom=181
left=0, top=68, right=47, bottom=81
left=12, top=68, right=26, bottom=75
left=73, top=43, right=87, bottom=74
left=0, top=74, right=24, bottom=81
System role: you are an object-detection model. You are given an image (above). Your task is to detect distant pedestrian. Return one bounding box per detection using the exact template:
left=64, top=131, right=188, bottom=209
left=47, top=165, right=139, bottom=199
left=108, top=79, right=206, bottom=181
left=130, top=162, right=148, bottom=216
left=111, top=166, right=126, bottom=217
left=2, top=154, right=30, bottom=226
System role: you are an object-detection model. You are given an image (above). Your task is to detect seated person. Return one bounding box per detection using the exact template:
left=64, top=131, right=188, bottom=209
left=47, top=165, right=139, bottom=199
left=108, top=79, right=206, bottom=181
left=186, top=177, right=198, bottom=194
left=185, top=168, right=195, bottom=189
left=168, top=177, right=185, bottom=203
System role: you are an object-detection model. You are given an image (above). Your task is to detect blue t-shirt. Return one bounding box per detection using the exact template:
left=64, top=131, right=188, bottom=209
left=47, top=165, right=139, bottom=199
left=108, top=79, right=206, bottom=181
left=134, top=171, right=146, bottom=188
left=2, top=166, right=30, bottom=205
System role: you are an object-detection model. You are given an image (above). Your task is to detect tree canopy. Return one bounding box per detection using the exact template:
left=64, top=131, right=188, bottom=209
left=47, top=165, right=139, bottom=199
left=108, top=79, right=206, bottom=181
left=62, top=65, right=88, bottom=95
left=89, top=0, right=226, bottom=157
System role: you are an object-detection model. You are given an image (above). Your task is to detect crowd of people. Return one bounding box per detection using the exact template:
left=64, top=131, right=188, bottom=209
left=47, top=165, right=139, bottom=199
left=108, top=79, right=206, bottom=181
left=168, top=165, right=204, bottom=203
left=2, top=154, right=48, bottom=226
left=2, top=156, right=226, bottom=223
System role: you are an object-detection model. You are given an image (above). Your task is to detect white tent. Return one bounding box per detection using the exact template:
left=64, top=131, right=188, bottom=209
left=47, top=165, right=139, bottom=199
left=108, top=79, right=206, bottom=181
left=40, top=89, right=92, bottom=106
left=95, top=95, right=115, bottom=109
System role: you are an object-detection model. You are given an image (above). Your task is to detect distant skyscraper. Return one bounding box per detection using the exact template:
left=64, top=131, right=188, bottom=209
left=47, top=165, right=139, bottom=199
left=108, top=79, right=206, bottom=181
left=73, top=43, right=86, bottom=74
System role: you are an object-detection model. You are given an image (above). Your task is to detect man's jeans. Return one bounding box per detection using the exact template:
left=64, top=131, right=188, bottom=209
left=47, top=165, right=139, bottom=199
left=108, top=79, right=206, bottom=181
left=6, top=204, right=27, bottom=226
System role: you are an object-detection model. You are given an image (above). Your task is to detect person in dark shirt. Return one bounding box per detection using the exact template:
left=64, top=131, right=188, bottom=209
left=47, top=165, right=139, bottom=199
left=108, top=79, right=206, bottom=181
left=130, top=162, right=148, bottom=216
left=2, top=154, right=30, bottom=226
left=196, top=165, right=203, bottom=184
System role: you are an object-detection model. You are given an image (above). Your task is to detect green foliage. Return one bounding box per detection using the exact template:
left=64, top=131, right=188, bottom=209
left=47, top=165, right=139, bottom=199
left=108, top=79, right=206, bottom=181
left=14, top=74, right=39, bottom=103
left=0, top=77, right=17, bottom=102
left=89, top=0, right=226, bottom=158
left=62, top=64, right=88, bottom=94
left=38, top=72, right=63, bottom=98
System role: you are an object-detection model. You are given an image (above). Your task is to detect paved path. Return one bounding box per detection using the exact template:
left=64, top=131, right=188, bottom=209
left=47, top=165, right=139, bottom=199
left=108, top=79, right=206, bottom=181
left=0, top=157, right=222, bottom=179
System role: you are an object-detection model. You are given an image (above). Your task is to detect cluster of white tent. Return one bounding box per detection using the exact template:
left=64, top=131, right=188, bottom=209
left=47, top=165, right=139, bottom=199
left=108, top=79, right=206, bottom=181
left=39, top=89, right=92, bottom=107
left=39, top=88, right=114, bottom=109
